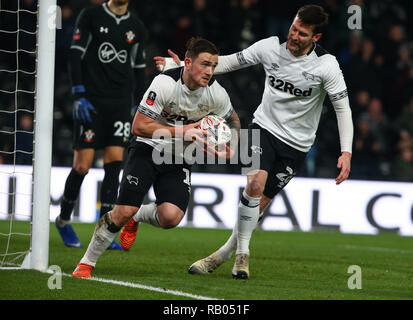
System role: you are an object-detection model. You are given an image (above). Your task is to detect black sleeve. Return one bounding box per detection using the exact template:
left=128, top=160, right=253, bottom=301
left=131, top=20, right=147, bottom=69
left=69, top=8, right=92, bottom=88
left=131, top=20, right=147, bottom=105
left=69, top=48, right=83, bottom=88
left=71, top=8, right=92, bottom=51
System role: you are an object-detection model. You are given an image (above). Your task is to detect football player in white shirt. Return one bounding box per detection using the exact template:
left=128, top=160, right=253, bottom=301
left=72, top=37, right=241, bottom=278
left=155, top=5, right=353, bottom=279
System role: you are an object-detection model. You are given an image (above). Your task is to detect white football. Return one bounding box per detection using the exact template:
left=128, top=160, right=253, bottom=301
left=199, top=115, right=231, bottom=145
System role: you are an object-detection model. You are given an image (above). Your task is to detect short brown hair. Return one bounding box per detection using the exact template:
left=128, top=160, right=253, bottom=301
left=297, top=5, right=329, bottom=35
left=185, top=37, right=219, bottom=60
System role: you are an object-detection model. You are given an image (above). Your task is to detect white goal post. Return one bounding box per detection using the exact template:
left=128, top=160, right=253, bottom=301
left=29, top=0, right=56, bottom=271
left=0, top=0, right=56, bottom=271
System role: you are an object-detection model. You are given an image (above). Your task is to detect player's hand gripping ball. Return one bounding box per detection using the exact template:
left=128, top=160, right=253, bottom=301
left=199, top=115, right=231, bottom=146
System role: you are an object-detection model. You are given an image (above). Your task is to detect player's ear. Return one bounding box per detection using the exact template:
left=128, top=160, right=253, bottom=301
left=184, top=57, right=192, bottom=70
left=312, top=33, right=322, bottom=43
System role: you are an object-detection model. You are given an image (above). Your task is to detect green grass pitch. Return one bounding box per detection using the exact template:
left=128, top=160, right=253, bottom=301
left=1, top=220, right=413, bottom=300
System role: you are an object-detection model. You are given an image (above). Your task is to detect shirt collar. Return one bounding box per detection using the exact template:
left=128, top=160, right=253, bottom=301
left=102, top=2, right=130, bottom=24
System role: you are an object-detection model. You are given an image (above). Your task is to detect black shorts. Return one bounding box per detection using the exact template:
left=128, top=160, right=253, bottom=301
left=116, top=142, right=192, bottom=212
left=244, top=123, right=308, bottom=199
left=72, top=98, right=132, bottom=150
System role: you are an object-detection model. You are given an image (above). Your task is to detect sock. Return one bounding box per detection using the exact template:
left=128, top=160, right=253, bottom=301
left=236, top=191, right=261, bottom=255
left=133, top=203, right=161, bottom=228
left=80, top=211, right=121, bottom=267
left=216, top=220, right=238, bottom=261
left=217, top=209, right=265, bottom=261
left=59, top=169, right=87, bottom=221
left=100, top=161, right=122, bottom=218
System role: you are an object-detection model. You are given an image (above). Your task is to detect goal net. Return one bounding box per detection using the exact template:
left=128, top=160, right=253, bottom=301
left=0, top=0, right=56, bottom=271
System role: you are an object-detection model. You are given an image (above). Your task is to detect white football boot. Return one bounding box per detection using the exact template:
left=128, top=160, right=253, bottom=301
left=232, top=253, right=249, bottom=280
left=188, top=251, right=225, bottom=274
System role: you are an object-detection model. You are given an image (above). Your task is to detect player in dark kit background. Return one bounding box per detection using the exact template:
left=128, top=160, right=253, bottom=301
left=55, top=0, right=147, bottom=250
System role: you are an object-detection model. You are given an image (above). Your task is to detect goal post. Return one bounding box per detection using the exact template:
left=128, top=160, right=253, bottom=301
left=29, top=0, right=56, bottom=271
left=0, top=0, right=57, bottom=272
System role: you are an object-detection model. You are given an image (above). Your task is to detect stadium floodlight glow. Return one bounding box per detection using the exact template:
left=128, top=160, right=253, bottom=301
left=28, top=0, right=56, bottom=272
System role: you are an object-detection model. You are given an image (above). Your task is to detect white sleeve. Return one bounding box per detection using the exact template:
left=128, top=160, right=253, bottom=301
left=322, top=56, right=353, bottom=153
left=162, top=38, right=271, bottom=74
left=163, top=54, right=251, bottom=75
left=162, top=57, right=184, bottom=71
left=241, top=37, right=273, bottom=65
left=215, top=38, right=275, bottom=74
left=138, top=75, right=173, bottom=119
left=214, top=53, right=252, bottom=74
left=323, top=56, right=348, bottom=100
left=332, top=96, right=354, bottom=154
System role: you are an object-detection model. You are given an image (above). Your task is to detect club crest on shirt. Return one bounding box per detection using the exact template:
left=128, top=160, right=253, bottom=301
left=302, top=71, right=318, bottom=81
left=271, top=63, right=280, bottom=71
left=127, top=174, right=139, bottom=186
left=146, top=91, right=157, bottom=106
left=84, top=129, right=95, bottom=142
left=125, top=30, right=135, bottom=43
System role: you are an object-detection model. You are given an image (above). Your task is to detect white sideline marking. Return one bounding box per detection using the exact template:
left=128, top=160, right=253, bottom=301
left=61, top=272, right=221, bottom=300
left=341, top=245, right=413, bottom=254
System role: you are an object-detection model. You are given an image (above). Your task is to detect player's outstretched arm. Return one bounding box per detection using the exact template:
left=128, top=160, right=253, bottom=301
left=154, top=49, right=250, bottom=74
left=154, top=49, right=182, bottom=72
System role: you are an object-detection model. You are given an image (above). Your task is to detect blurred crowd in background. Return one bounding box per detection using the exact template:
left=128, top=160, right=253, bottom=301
left=1, top=0, right=413, bottom=182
